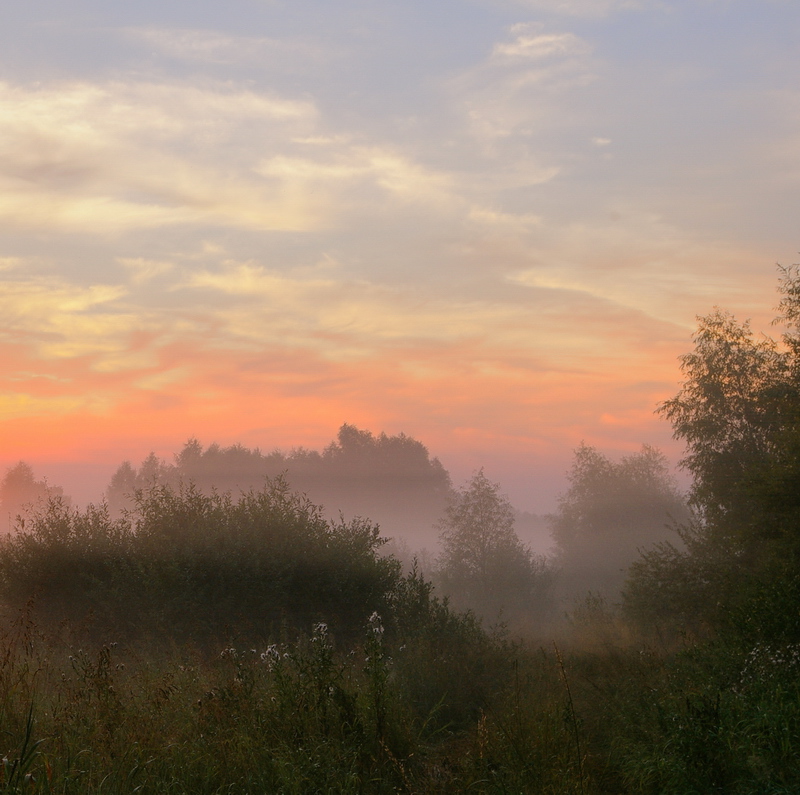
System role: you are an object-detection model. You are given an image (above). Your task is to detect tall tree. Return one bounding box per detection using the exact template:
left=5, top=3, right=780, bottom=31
left=658, top=310, right=789, bottom=547
left=436, top=470, right=550, bottom=626
left=551, top=444, right=686, bottom=600
left=625, top=266, right=800, bottom=641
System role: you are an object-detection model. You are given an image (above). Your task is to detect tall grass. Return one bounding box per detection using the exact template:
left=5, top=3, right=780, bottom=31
left=0, top=487, right=798, bottom=792
left=1, top=607, right=799, bottom=792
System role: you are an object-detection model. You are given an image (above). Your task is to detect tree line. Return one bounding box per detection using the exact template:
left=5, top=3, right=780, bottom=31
left=0, top=266, right=798, bottom=791
left=0, top=428, right=686, bottom=636
left=3, top=265, right=800, bottom=644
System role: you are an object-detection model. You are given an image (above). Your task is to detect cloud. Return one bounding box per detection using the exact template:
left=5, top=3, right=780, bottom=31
left=451, top=22, right=597, bottom=147
left=0, top=80, right=326, bottom=234
left=492, top=25, right=591, bottom=61
left=0, top=392, right=92, bottom=422
left=0, top=277, right=132, bottom=360
left=179, top=254, right=684, bottom=375
left=0, top=257, right=24, bottom=271
left=256, top=146, right=460, bottom=212
left=118, top=258, right=175, bottom=285
left=0, top=79, right=466, bottom=236
left=129, top=27, right=329, bottom=68
left=468, top=206, right=543, bottom=230
left=501, top=0, right=657, bottom=17
left=504, top=210, right=772, bottom=329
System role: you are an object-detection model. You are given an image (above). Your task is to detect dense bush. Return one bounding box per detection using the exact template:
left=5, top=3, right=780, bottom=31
left=0, top=479, right=400, bottom=644
left=624, top=266, right=800, bottom=646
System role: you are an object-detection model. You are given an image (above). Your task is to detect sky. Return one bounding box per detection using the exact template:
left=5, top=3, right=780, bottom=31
left=0, top=0, right=798, bottom=512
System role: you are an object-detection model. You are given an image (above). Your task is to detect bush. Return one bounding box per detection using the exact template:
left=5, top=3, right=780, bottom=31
left=0, top=479, right=401, bottom=645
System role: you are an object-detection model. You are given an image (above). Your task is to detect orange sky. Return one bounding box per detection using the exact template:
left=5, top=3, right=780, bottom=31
left=1, top=1, right=798, bottom=511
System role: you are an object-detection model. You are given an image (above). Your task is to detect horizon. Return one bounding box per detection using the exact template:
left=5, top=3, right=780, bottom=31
left=1, top=1, right=797, bottom=514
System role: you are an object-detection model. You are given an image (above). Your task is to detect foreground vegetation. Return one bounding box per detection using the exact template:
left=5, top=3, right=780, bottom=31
left=1, top=267, right=800, bottom=792
left=0, top=480, right=797, bottom=793
left=0, top=596, right=798, bottom=793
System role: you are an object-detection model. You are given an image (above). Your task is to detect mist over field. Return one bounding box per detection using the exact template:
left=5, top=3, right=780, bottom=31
left=4, top=269, right=800, bottom=791
left=0, top=423, right=680, bottom=602
left=2, top=0, right=800, bottom=790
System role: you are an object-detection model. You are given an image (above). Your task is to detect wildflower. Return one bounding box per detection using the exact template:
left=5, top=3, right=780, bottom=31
left=312, top=622, right=328, bottom=640
left=368, top=612, right=384, bottom=637
left=261, top=644, right=282, bottom=670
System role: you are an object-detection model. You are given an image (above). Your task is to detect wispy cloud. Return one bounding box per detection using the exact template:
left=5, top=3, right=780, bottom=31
left=0, top=80, right=323, bottom=233
left=452, top=22, right=597, bottom=147
left=257, top=146, right=460, bottom=214
left=491, top=25, right=591, bottom=61
left=0, top=276, right=131, bottom=360
left=129, top=27, right=330, bottom=68
left=118, top=258, right=175, bottom=285
left=502, top=0, right=658, bottom=17
left=0, top=79, right=466, bottom=236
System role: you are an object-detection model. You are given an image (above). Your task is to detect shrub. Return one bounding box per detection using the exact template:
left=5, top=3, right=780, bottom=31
left=0, top=479, right=400, bottom=645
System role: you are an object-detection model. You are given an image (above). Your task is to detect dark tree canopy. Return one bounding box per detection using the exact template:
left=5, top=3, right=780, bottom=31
left=550, top=443, right=686, bottom=600
left=625, top=265, right=800, bottom=642
left=436, top=470, right=550, bottom=627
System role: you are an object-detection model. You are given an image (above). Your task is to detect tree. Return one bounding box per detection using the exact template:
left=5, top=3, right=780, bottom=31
left=436, top=470, right=550, bottom=626
left=551, top=444, right=687, bottom=600
left=105, top=460, right=137, bottom=516
left=625, top=266, right=800, bottom=642
left=105, top=453, right=175, bottom=517
left=321, top=424, right=451, bottom=490
left=657, top=310, right=790, bottom=546
left=0, top=462, right=68, bottom=533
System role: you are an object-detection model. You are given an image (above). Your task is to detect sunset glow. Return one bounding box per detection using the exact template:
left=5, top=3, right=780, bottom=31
left=1, top=1, right=798, bottom=510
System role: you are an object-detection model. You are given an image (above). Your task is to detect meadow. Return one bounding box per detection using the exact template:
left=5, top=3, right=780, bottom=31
left=3, top=268, right=800, bottom=793
left=0, top=483, right=797, bottom=794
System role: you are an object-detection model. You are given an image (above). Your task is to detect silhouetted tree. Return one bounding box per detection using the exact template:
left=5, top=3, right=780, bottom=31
left=658, top=309, right=789, bottom=541
left=0, top=462, right=68, bottom=533
left=551, top=444, right=686, bottom=600
left=625, top=265, right=800, bottom=642
left=436, top=470, right=550, bottom=627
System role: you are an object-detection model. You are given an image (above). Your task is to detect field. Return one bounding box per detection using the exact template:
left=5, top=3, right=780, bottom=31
left=0, top=499, right=797, bottom=794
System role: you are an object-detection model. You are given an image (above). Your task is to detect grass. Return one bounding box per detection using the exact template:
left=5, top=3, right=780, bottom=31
left=0, top=610, right=798, bottom=792
left=0, top=488, right=797, bottom=792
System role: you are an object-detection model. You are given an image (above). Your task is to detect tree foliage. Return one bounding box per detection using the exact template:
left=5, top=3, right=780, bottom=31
left=550, top=444, right=687, bottom=599
left=625, top=265, right=800, bottom=642
left=658, top=310, right=790, bottom=540
left=436, top=470, right=550, bottom=626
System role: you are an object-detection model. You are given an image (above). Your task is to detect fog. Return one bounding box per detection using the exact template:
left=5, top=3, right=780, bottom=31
left=2, top=261, right=798, bottom=791
left=0, top=422, right=683, bottom=626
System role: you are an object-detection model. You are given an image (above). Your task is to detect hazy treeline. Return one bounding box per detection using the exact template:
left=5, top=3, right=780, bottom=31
left=0, top=268, right=798, bottom=790
left=0, top=461, right=69, bottom=534
left=105, top=424, right=453, bottom=549
left=1, top=426, right=684, bottom=630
